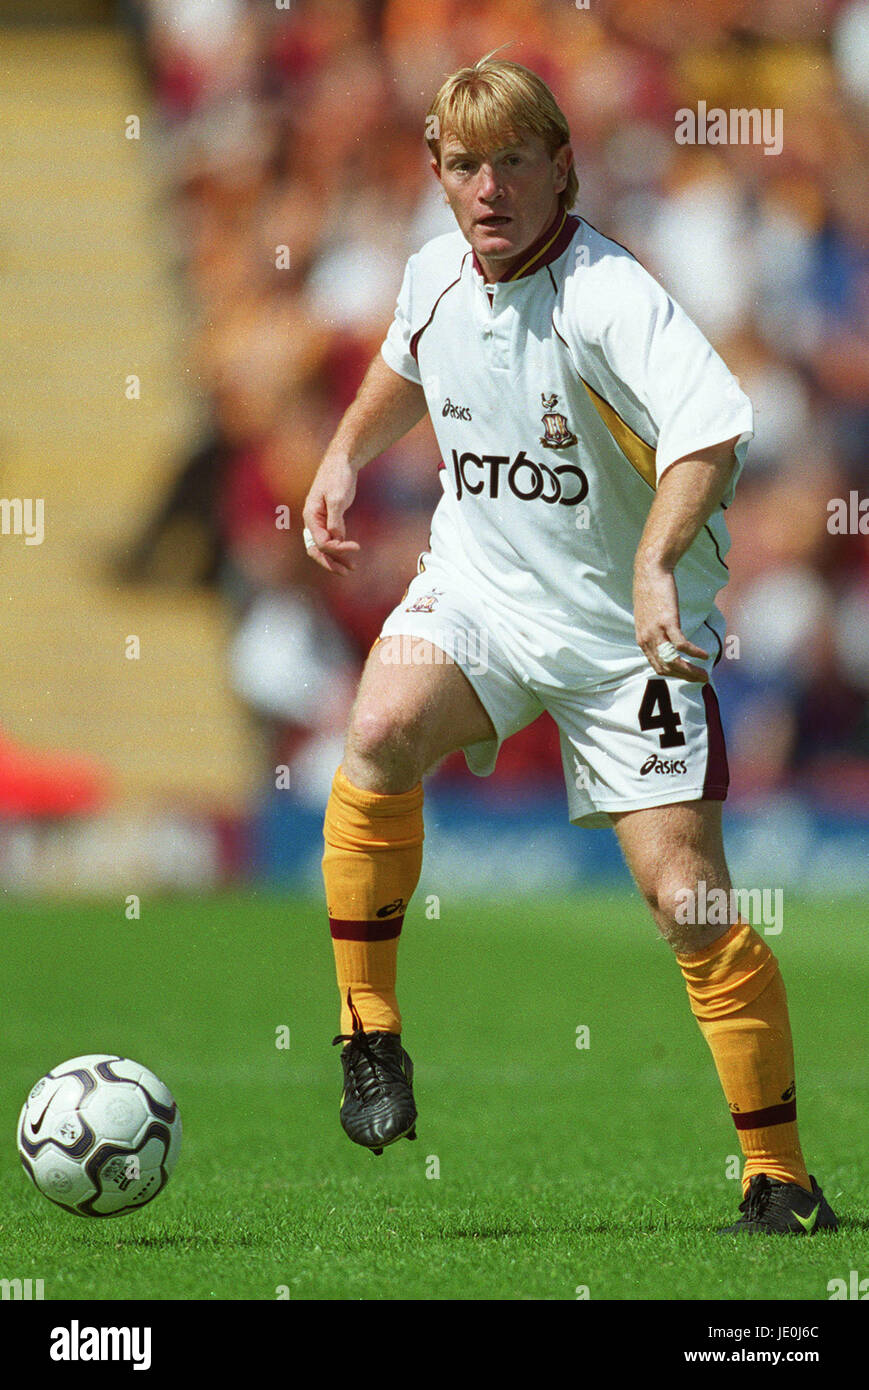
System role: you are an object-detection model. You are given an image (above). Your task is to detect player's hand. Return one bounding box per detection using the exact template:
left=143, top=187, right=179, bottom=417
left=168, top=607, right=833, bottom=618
left=634, top=559, right=709, bottom=682
left=301, top=456, right=361, bottom=575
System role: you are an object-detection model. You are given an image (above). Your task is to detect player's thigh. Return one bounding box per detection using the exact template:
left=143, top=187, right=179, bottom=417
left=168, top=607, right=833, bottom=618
left=612, top=798, right=732, bottom=946
left=345, top=634, right=497, bottom=789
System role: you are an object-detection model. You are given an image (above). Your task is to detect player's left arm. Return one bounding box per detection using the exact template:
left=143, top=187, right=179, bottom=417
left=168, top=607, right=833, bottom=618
left=568, top=243, right=752, bottom=679
left=633, top=435, right=741, bottom=683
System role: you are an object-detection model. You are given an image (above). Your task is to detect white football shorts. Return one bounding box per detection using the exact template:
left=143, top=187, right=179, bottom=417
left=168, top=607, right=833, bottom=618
left=378, top=554, right=729, bottom=827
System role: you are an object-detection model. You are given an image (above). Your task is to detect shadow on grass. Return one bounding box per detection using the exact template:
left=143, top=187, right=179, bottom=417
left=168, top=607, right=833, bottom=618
left=433, top=1213, right=696, bottom=1240
left=109, top=1227, right=258, bottom=1251
left=434, top=1220, right=829, bottom=1242
left=439, top=1223, right=535, bottom=1240
left=832, top=1217, right=869, bottom=1233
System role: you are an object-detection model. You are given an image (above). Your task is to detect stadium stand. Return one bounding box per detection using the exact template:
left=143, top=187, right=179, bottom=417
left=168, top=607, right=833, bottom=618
left=0, top=24, right=259, bottom=813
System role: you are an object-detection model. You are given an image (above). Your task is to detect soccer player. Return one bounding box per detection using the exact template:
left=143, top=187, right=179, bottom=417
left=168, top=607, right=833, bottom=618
left=302, top=55, right=837, bottom=1235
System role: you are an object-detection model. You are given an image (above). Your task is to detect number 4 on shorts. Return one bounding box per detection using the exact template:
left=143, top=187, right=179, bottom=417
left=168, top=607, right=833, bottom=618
left=638, top=678, right=686, bottom=748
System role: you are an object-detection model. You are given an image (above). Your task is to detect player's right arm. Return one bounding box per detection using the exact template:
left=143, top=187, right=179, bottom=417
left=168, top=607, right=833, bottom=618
left=302, top=355, right=428, bottom=574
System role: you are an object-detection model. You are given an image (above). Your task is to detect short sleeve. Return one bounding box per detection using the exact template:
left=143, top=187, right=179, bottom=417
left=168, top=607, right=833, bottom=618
left=593, top=256, right=754, bottom=506
left=380, top=255, right=423, bottom=386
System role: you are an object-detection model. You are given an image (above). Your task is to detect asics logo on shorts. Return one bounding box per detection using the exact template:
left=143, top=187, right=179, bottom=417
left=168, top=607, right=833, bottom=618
left=640, top=754, right=688, bottom=776
left=450, top=449, right=589, bottom=506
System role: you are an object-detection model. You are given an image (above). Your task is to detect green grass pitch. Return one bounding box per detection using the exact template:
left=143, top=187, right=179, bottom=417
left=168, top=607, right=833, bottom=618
left=0, top=890, right=865, bottom=1301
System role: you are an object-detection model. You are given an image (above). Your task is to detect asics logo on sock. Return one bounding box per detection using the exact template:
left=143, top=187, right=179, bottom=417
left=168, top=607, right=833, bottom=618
left=375, top=899, right=406, bottom=918
left=781, top=1081, right=795, bottom=1102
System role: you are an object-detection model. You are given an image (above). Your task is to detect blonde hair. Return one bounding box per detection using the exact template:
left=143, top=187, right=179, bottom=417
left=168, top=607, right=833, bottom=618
left=426, top=51, right=577, bottom=210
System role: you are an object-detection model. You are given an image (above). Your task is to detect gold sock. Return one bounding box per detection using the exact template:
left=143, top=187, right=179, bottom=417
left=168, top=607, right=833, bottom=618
left=676, top=921, right=811, bottom=1194
left=323, top=767, right=423, bottom=1036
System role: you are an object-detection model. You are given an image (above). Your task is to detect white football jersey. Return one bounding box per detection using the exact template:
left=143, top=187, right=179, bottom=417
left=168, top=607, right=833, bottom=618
left=380, top=208, right=753, bottom=666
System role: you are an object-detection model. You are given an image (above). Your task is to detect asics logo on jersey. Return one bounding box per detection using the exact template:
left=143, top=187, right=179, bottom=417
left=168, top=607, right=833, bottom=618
left=639, top=754, right=688, bottom=776
left=451, top=449, right=589, bottom=506
left=442, top=397, right=472, bottom=420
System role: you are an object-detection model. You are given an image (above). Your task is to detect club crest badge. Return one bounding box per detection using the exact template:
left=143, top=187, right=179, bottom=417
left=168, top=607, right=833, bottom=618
left=539, top=392, right=577, bottom=449
left=407, top=589, right=442, bottom=613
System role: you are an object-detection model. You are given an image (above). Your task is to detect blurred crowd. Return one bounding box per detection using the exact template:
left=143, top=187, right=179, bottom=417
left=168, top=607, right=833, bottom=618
left=122, top=0, right=869, bottom=810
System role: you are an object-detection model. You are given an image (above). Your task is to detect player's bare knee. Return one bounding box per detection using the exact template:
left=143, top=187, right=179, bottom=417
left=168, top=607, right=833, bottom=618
left=658, top=916, right=733, bottom=955
left=344, top=703, right=424, bottom=790
left=644, top=863, right=732, bottom=952
left=650, top=872, right=692, bottom=928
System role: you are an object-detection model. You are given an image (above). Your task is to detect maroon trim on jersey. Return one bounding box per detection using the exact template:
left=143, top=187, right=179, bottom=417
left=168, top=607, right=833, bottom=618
left=409, top=256, right=469, bottom=361
left=329, top=917, right=404, bottom=942
left=471, top=208, right=580, bottom=282
left=703, top=620, right=724, bottom=667
left=731, top=1100, right=797, bottom=1131
left=701, top=684, right=729, bottom=800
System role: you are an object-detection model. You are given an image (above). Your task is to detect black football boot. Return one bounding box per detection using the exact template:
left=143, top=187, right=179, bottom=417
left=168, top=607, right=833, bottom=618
left=333, top=1027, right=417, bottom=1156
left=719, top=1173, right=838, bottom=1235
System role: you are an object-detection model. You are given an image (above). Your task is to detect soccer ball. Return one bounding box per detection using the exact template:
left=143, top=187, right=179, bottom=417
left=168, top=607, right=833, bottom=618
left=17, top=1054, right=182, bottom=1217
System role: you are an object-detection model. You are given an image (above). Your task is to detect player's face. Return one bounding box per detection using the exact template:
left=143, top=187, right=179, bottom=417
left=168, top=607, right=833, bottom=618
left=433, top=130, right=572, bottom=283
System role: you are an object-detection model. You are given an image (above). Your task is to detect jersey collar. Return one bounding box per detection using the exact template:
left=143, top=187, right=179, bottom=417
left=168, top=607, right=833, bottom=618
left=471, top=207, right=579, bottom=283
